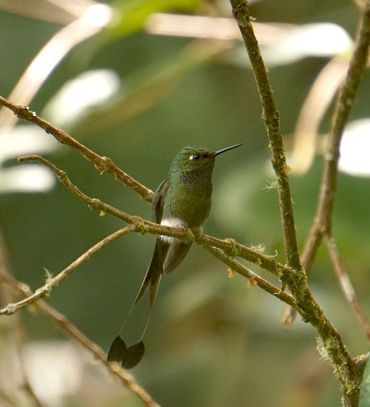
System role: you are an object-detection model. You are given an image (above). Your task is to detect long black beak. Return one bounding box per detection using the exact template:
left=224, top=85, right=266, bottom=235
left=215, top=143, right=242, bottom=156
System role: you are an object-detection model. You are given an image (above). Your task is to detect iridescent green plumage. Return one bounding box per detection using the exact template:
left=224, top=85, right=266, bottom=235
left=108, top=144, right=241, bottom=368
left=135, top=146, right=214, bottom=306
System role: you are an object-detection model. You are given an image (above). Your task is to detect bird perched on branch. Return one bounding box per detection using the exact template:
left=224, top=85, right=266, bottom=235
left=108, top=143, right=242, bottom=368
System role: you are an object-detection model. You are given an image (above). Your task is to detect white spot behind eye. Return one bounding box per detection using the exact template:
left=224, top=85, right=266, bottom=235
left=189, top=154, right=200, bottom=160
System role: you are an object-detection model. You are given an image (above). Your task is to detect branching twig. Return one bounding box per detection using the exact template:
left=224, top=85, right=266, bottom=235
left=0, top=96, right=154, bottom=203
left=202, top=245, right=295, bottom=306
left=0, top=225, right=135, bottom=315
left=0, top=270, right=159, bottom=407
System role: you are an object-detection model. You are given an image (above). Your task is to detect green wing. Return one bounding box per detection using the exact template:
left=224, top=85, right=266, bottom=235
left=152, top=178, right=169, bottom=223
left=152, top=177, right=191, bottom=275
left=134, top=179, right=170, bottom=307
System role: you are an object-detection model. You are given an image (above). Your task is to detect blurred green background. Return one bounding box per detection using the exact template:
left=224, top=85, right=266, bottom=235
left=0, top=0, right=369, bottom=406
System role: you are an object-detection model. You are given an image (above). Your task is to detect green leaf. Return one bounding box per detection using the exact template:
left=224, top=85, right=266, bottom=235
left=360, top=356, right=370, bottom=407
left=109, top=0, right=201, bottom=37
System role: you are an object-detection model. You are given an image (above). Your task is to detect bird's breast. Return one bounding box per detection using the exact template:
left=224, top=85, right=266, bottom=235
left=167, top=191, right=211, bottom=227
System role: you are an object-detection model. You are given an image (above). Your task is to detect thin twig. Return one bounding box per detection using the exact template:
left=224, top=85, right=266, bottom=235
left=0, top=270, right=160, bottom=407
left=202, top=245, right=296, bottom=307
left=194, top=234, right=290, bottom=278
left=325, top=235, right=370, bottom=341
left=0, top=96, right=154, bottom=203
left=282, top=226, right=323, bottom=327
left=0, top=225, right=135, bottom=315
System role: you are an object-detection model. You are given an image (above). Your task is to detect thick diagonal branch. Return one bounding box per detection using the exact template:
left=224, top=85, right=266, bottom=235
left=230, top=0, right=301, bottom=272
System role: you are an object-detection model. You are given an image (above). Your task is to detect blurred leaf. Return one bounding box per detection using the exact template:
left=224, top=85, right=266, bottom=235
left=109, top=0, right=201, bottom=37
left=360, top=357, right=370, bottom=407
left=0, top=125, right=57, bottom=193
left=339, top=119, right=370, bottom=177
left=0, top=125, right=58, bottom=163
left=43, top=69, right=121, bottom=129
left=229, top=23, right=353, bottom=67
left=23, top=341, right=83, bottom=406
left=266, top=23, right=352, bottom=62
left=290, top=56, right=348, bottom=174
left=0, top=165, right=55, bottom=193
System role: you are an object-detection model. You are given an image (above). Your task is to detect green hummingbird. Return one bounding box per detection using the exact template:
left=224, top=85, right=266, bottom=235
left=108, top=143, right=241, bottom=368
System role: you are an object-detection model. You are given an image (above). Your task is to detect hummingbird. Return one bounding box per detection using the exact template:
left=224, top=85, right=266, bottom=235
left=108, top=143, right=241, bottom=368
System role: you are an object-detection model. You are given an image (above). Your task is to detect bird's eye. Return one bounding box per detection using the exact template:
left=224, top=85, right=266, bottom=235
left=189, top=154, right=200, bottom=161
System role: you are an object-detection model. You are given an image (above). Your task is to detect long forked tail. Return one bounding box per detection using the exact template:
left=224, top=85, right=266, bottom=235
left=107, top=238, right=169, bottom=368
left=134, top=238, right=169, bottom=307
left=107, top=239, right=192, bottom=367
